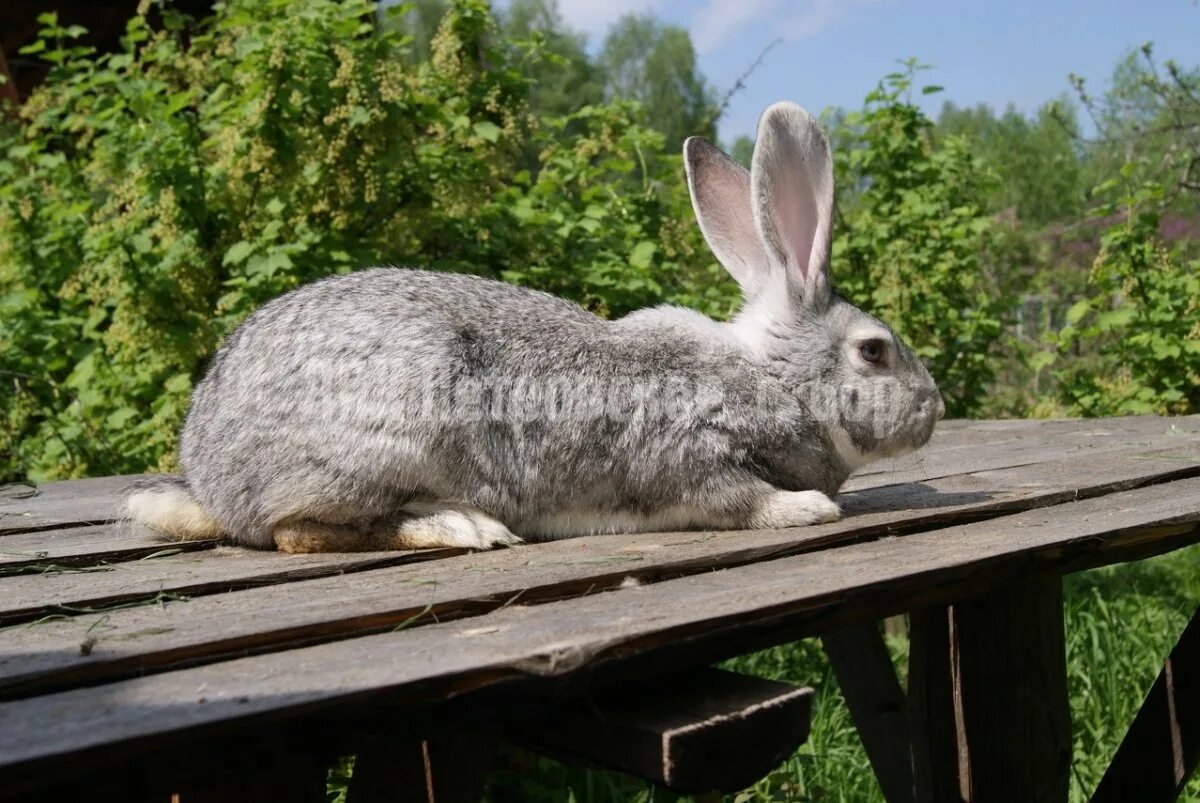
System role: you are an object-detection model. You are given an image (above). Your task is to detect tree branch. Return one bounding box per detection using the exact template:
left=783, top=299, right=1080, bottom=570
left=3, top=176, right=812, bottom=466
left=707, top=38, right=783, bottom=131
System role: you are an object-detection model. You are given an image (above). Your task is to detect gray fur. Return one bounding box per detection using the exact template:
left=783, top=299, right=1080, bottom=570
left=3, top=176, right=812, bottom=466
left=132, top=101, right=942, bottom=550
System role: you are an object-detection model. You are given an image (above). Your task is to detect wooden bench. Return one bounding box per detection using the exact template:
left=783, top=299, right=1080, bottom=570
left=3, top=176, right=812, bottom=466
left=1, top=415, right=1199, bottom=802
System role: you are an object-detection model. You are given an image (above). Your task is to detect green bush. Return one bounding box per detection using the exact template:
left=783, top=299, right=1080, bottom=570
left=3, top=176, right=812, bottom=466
left=0, top=3, right=1012, bottom=483
left=1050, top=170, right=1200, bottom=415
left=0, top=0, right=722, bottom=482
left=833, top=65, right=1006, bottom=417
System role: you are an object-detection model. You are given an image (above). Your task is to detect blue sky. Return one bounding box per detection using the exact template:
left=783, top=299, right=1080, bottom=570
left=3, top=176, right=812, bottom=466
left=547, top=0, right=1200, bottom=144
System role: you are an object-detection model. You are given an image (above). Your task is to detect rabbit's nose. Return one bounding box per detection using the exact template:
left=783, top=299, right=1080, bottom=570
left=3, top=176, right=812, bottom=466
left=936, top=393, right=946, bottom=420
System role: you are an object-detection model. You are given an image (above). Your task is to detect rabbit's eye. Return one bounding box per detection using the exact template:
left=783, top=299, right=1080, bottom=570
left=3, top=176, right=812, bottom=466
left=859, top=340, right=886, bottom=364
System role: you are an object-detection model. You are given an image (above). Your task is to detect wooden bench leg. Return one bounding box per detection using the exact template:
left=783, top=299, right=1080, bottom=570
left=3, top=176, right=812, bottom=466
left=1092, top=607, right=1200, bottom=803
left=347, top=729, right=499, bottom=803
left=909, top=605, right=961, bottom=803
left=909, top=577, right=1071, bottom=803
left=822, top=623, right=914, bottom=803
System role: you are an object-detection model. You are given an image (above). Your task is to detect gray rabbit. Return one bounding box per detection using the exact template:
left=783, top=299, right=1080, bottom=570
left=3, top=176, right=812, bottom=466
left=127, top=102, right=943, bottom=553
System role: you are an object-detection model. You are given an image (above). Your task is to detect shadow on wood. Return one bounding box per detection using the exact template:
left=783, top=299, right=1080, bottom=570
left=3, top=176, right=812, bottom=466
left=513, top=667, right=812, bottom=794
left=347, top=728, right=499, bottom=803
left=909, top=578, right=1071, bottom=803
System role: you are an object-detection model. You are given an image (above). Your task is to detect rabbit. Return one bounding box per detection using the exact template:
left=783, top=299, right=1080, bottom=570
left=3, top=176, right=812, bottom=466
left=126, top=102, right=944, bottom=553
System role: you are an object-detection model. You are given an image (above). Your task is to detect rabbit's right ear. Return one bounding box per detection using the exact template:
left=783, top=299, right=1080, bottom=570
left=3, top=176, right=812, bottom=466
left=684, top=137, right=772, bottom=298
left=750, top=103, right=834, bottom=310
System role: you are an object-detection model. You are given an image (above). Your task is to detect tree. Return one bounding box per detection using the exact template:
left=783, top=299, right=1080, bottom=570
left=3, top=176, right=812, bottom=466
left=729, top=134, right=753, bottom=168
left=500, top=0, right=604, bottom=117
left=386, top=0, right=448, bottom=63
left=1073, top=44, right=1200, bottom=214
left=599, top=14, right=716, bottom=148
left=937, top=99, right=1085, bottom=226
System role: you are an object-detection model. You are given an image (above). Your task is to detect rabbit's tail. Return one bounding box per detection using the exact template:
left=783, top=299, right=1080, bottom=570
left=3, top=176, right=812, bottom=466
left=126, top=476, right=224, bottom=541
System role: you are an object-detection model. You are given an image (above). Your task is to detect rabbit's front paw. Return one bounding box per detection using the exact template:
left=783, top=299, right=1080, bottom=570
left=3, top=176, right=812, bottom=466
left=396, top=506, right=522, bottom=550
left=749, top=490, right=841, bottom=529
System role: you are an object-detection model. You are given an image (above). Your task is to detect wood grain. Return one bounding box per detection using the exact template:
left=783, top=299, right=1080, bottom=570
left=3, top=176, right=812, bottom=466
left=844, top=414, right=1200, bottom=491
left=952, top=578, right=1071, bottom=803
left=2, top=476, right=1198, bottom=791
left=0, top=546, right=463, bottom=627
left=0, top=475, right=144, bottom=535
left=0, top=525, right=220, bottom=570
left=515, top=668, right=812, bottom=794
left=822, top=624, right=913, bottom=803
left=2, top=444, right=1198, bottom=699
left=909, top=606, right=960, bottom=803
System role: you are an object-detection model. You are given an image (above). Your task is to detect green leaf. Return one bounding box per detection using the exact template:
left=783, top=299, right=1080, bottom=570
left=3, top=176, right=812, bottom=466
left=223, top=241, right=254, bottom=265
left=164, top=373, right=192, bottom=393
left=630, top=241, right=657, bottom=269
left=1029, top=351, right=1056, bottom=372
left=1065, top=299, right=1091, bottom=325
left=1096, top=307, right=1136, bottom=329
left=473, top=121, right=501, bottom=143
left=106, top=407, right=139, bottom=428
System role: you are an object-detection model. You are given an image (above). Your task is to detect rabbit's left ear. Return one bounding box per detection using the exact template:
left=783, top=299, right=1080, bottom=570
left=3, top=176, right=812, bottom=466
left=750, top=102, right=834, bottom=309
left=684, top=136, right=772, bottom=299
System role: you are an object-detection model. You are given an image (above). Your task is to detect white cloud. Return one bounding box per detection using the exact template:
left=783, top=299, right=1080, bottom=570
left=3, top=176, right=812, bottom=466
left=691, top=0, right=776, bottom=54
left=691, top=0, right=881, bottom=55
left=555, top=0, right=673, bottom=36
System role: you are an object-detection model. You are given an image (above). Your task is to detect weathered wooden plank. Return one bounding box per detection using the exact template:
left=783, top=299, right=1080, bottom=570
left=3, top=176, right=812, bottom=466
left=910, top=578, right=1071, bottom=803
left=1, top=476, right=1198, bottom=792
left=0, top=475, right=145, bottom=535
left=0, top=546, right=462, bottom=627
left=822, top=624, right=913, bottom=803
left=515, top=668, right=812, bottom=794
left=1091, top=608, right=1200, bottom=803
left=909, top=606, right=960, bottom=803
left=845, top=414, right=1200, bottom=490
left=2, top=444, right=1198, bottom=700
left=0, top=525, right=221, bottom=570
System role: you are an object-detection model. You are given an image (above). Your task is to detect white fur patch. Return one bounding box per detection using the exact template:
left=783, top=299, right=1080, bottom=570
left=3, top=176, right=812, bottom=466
left=127, top=487, right=224, bottom=541
left=398, top=503, right=521, bottom=549
left=727, top=280, right=792, bottom=356
left=848, top=323, right=893, bottom=342
left=827, top=421, right=874, bottom=473
left=517, top=505, right=718, bottom=540
left=749, top=489, right=840, bottom=528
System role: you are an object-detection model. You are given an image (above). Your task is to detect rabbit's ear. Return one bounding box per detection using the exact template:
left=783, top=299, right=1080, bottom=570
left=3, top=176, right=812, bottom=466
left=750, top=102, right=834, bottom=309
left=684, top=137, right=772, bottom=298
